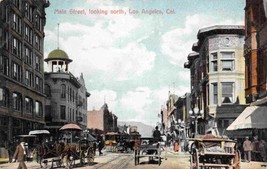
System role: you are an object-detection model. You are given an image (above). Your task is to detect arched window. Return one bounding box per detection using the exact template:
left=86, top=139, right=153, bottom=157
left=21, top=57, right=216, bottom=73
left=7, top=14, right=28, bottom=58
left=61, top=84, right=66, bottom=98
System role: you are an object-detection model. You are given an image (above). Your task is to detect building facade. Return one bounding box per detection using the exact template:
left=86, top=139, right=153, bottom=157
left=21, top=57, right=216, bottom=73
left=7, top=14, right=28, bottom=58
left=184, top=25, right=246, bottom=135
left=44, top=48, right=90, bottom=138
left=0, top=0, right=49, bottom=145
left=244, top=0, right=267, bottom=103
left=87, top=103, right=118, bottom=133
left=227, top=0, right=267, bottom=141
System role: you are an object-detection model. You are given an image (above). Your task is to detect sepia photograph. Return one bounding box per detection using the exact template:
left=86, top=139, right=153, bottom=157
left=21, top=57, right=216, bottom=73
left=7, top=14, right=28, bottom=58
left=0, top=0, right=267, bottom=168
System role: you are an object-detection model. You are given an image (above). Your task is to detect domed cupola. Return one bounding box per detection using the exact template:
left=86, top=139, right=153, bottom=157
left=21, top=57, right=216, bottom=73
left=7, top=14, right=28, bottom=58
left=44, top=49, right=72, bottom=73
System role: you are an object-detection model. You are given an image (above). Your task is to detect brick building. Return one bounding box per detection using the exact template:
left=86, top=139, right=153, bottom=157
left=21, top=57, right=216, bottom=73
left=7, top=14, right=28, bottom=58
left=227, top=0, right=267, bottom=140
left=87, top=103, right=118, bottom=133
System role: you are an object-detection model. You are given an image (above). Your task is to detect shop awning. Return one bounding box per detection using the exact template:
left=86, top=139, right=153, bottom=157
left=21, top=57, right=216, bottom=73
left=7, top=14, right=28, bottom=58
left=227, top=106, right=267, bottom=130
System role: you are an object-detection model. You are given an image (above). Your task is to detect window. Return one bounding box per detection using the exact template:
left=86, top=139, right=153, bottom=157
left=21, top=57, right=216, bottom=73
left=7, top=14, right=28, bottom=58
left=0, top=88, right=9, bottom=107
left=2, top=5, right=9, bottom=23
left=35, top=76, right=42, bottom=92
left=13, top=92, right=22, bottom=111
left=211, top=53, right=218, bottom=72
left=35, top=55, right=40, bottom=71
left=25, top=97, right=33, bottom=114
left=221, top=52, right=235, bottom=71
left=25, top=25, right=32, bottom=44
left=222, top=82, right=234, bottom=103
left=212, top=83, right=218, bottom=104
left=0, top=55, right=9, bottom=76
left=25, top=47, right=32, bottom=65
left=12, top=62, right=21, bottom=81
left=61, top=84, right=66, bottom=98
left=13, top=38, right=22, bottom=58
left=25, top=70, right=33, bottom=87
left=12, top=12, right=22, bottom=34
left=24, top=2, right=33, bottom=22
left=35, top=101, right=42, bottom=116
left=60, top=105, right=66, bottom=120
left=4, top=32, right=9, bottom=50
left=35, top=35, right=41, bottom=50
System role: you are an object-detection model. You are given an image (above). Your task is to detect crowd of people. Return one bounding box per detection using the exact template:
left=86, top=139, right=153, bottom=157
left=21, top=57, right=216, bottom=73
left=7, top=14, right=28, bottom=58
left=242, top=136, right=266, bottom=162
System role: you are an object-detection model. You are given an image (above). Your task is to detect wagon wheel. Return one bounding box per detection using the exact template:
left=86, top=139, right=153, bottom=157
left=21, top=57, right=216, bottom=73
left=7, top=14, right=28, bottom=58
left=190, top=148, right=199, bottom=169
left=87, top=147, right=95, bottom=165
left=232, top=149, right=241, bottom=169
left=69, top=155, right=75, bottom=169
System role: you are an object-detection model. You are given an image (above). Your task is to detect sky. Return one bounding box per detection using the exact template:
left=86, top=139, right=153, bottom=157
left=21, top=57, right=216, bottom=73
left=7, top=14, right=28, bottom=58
left=44, top=0, right=245, bottom=126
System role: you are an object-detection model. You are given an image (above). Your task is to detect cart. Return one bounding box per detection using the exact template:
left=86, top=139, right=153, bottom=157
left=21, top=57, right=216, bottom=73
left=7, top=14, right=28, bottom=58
left=134, top=137, right=161, bottom=166
left=189, top=137, right=241, bottom=169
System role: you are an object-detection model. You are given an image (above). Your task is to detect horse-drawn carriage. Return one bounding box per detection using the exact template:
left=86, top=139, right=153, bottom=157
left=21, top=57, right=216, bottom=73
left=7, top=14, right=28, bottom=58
left=134, top=137, right=162, bottom=166
left=105, top=132, right=141, bottom=153
left=41, top=124, right=96, bottom=169
left=189, top=136, right=241, bottom=169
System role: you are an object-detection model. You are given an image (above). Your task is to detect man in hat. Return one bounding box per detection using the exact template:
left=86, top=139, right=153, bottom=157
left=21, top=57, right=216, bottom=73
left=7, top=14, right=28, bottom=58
left=12, top=139, right=28, bottom=169
left=153, top=126, right=161, bottom=142
left=243, top=136, right=252, bottom=162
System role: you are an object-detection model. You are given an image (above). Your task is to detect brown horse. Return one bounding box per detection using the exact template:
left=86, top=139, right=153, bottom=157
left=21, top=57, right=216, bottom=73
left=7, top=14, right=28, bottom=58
left=61, top=142, right=94, bottom=168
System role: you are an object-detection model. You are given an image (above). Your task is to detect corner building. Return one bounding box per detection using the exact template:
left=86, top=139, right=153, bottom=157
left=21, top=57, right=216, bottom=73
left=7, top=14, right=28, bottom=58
left=184, top=25, right=246, bottom=135
left=0, top=0, right=50, bottom=145
left=44, top=49, right=90, bottom=139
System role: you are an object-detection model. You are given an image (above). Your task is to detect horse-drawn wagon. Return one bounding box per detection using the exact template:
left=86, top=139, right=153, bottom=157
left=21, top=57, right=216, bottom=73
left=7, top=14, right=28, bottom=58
left=189, top=136, right=241, bottom=169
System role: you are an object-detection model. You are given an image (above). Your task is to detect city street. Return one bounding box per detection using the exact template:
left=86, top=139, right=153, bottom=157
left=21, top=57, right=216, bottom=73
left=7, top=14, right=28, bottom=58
left=1, top=150, right=267, bottom=169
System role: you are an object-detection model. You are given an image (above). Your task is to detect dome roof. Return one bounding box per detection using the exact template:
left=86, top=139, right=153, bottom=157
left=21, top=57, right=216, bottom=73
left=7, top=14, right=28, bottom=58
left=44, top=49, right=72, bottom=62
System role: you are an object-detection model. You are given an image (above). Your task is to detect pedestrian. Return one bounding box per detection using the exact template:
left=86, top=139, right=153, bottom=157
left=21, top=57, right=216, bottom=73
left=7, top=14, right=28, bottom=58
left=152, top=126, right=161, bottom=142
left=37, top=143, right=45, bottom=168
left=97, top=134, right=104, bottom=155
left=252, top=136, right=260, bottom=161
left=259, top=139, right=266, bottom=162
left=12, top=140, right=28, bottom=169
left=243, top=136, right=252, bottom=162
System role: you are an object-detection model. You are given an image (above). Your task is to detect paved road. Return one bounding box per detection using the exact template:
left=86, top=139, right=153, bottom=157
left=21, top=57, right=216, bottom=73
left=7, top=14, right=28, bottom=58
left=1, top=150, right=267, bottom=169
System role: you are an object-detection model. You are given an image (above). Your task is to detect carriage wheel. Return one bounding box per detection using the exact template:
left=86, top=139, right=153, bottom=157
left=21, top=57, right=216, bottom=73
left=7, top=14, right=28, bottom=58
left=232, top=150, right=241, bottom=169
left=190, top=149, right=199, bottom=169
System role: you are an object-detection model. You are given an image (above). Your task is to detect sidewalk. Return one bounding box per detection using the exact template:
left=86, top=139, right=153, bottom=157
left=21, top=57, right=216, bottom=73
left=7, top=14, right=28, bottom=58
left=241, top=161, right=267, bottom=169
left=0, top=161, right=41, bottom=169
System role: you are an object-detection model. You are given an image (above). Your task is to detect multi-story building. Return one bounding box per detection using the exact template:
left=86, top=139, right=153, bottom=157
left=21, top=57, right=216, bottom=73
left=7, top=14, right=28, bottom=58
left=227, top=0, right=267, bottom=140
left=0, top=0, right=49, bottom=145
left=165, top=93, right=178, bottom=133
left=184, top=25, right=246, bottom=135
left=244, top=0, right=267, bottom=103
left=87, top=103, right=118, bottom=133
left=44, top=48, right=90, bottom=138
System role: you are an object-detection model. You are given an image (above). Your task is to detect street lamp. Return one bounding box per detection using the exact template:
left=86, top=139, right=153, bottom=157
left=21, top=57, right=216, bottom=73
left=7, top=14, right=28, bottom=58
left=189, top=107, right=203, bottom=137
